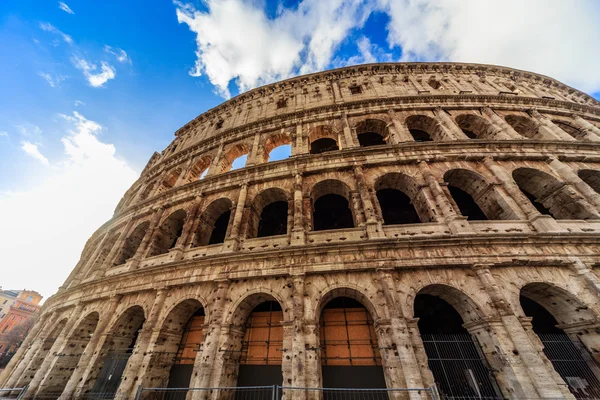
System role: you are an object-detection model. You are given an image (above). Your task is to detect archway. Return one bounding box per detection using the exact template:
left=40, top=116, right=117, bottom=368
left=247, top=188, right=289, bottom=238
left=355, top=119, right=388, bottom=147
left=221, top=144, right=249, bottom=172
left=36, top=312, right=100, bottom=398
left=114, top=221, right=149, bottom=266
left=84, top=306, right=146, bottom=398
left=505, top=115, right=541, bottom=140
left=520, top=283, right=600, bottom=398
left=84, top=232, right=120, bottom=276
left=553, top=120, right=585, bottom=140
left=414, top=286, right=501, bottom=398
left=187, top=156, right=212, bottom=182
left=375, top=173, right=433, bottom=223
left=311, top=180, right=354, bottom=231
left=309, top=126, right=339, bottom=154
left=406, top=115, right=444, bottom=142
left=579, top=169, right=600, bottom=194
left=147, top=210, right=187, bottom=257
left=193, top=198, right=232, bottom=246
left=513, top=168, right=599, bottom=220
left=263, top=133, right=292, bottom=162
left=319, top=296, right=385, bottom=389
left=157, top=168, right=183, bottom=194
left=455, top=114, right=495, bottom=139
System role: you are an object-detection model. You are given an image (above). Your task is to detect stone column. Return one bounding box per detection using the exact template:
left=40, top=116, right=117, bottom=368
left=482, top=157, right=564, bottom=233
left=61, top=296, right=122, bottom=399
left=388, top=110, right=414, bottom=143
left=354, top=165, right=383, bottom=238
left=290, top=275, right=307, bottom=389
left=174, top=159, right=194, bottom=187
left=405, top=318, right=435, bottom=388
left=569, top=256, right=600, bottom=296
left=294, top=123, right=307, bottom=155
left=546, top=156, right=600, bottom=209
left=433, top=108, right=467, bottom=140
left=342, top=113, right=358, bottom=148
left=27, top=303, right=86, bottom=398
left=291, top=174, right=306, bottom=245
left=115, top=288, right=168, bottom=398
left=224, top=184, right=248, bottom=252
left=206, top=143, right=224, bottom=177
left=245, top=131, right=263, bottom=166
left=303, top=321, right=321, bottom=392
left=75, top=232, right=116, bottom=284
left=94, top=219, right=136, bottom=277
left=573, top=116, right=600, bottom=141
left=528, top=109, right=575, bottom=141
left=129, top=208, right=165, bottom=270
left=171, top=197, right=204, bottom=261
left=481, top=107, right=523, bottom=140
left=350, top=191, right=366, bottom=227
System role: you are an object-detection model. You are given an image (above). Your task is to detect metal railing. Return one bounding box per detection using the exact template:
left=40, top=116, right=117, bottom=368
left=0, top=385, right=28, bottom=399
left=134, top=385, right=438, bottom=400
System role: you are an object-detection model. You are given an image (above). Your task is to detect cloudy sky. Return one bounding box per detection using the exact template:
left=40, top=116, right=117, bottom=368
left=1, top=0, right=600, bottom=300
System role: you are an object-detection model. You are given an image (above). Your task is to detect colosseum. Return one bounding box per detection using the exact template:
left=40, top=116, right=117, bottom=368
left=3, top=62, right=600, bottom=400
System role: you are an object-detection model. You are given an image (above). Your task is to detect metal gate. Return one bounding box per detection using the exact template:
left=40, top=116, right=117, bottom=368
left=85, top=351, right=133, bottom=399
left=538, top=333, right=600, bottom=399
left=0, top=385, right=28, bottom=399
left=421, top=334, right=502, bottom=399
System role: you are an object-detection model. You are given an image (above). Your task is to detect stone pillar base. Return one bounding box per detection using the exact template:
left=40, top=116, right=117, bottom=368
left=530, top=215, right=565, bottom=233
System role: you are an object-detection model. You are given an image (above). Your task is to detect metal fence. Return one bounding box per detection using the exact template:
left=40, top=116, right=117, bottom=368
left=0, top=385, right=28, bottom=399
left=134, top=385, right=438, bottom=400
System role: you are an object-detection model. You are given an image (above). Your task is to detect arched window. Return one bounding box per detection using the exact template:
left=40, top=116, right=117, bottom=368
left=157, top=168, right=183, bottom=194
left=83, top=232, right=120, bottom=277
left=221, top=144, right=249, bottom=172
left=406, top=115, right=443, bottom=142
left=263, top=133, right=292, bottom=162
left=309, top=126, right=339, bottom=154
left=147, top=210, right=187, bottom=257
left=552, top=120, right=585, bottom=140
left=505, top=115, right=541, bottom=139
left=193, top=198, right=232, bottom=246
left=311, top=180, right=354, bottom=231
left=455, top=114, right=496, bottom=139
left=247, top=188, right=289, bottom=238
left=355, top=119, right=388, bottom=147
left=578, top=169, right=600, bottom=194
left=374, top=173, right=432, bottom=223
left=376, top=189, right=420, bottom=224
left=415, top=287, right=501, bottom=399
left=114, top=222, right=149, bottom=266
left=319, top=296, right=385, bottom=389
left=187, top=156, right=212, bottom=182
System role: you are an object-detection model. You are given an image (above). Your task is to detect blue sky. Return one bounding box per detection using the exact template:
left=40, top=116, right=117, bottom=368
left=1, top=0, right=599, bottom=299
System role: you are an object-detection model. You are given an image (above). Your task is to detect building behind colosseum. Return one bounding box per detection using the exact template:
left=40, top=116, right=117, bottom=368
left=3, top=62, right=600, bottom=399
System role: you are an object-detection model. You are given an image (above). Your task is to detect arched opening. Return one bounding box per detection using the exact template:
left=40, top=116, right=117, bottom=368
left=355, top=119, right=388, bottom=147
left=137, top=180, right=157, bottom=202
left=406, top=115, right=444, bottom=142
left=375, top=172, right=433, bottom=223
left=520, top=283, right=600, bottom=398
left=141, top=300, right=205, bottom=391
left=18, top=319, right=68, bottom=387
left=455, top=114, right=496, bottom=140
left=309, top=125, right=339, bottom=154
left=414, top=288, right=501, bottom=398
left=193, top=198, right=232, bottom=246
left=505, top=115, right=541, bottom=139
left=157, top=168, right=182, bottom=194
left=376, top=189, right=420, bottom=225
left=147, top=210, right=187, bottom=257
left=553, top=120, right=585, bottom=140
left=319, top=296, right=385, bottom=388
left=513, top=168, right=599, bottom=220
left=247, top=188, right=289, bottom=239
left=187, top=156, right=212, bottom=182
left=444, top=169, right=517, bottom=221
left=114, top=221, right=149, bottom=266
left=84, top=232, right=120, bottom=276
left=311, top=180, right=354, bottom=231
left=579, top=169, right=600, bottom=194
left=221, top=144, right=249, bottom=173
left=263, top=133, right=292, bottom=162
left=37, top=312, right=100, bottom=398
left=85, top=306, right=146, bottom=398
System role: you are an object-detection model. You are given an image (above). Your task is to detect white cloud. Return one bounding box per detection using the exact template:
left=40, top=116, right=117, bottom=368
left=104, top=46, right=132, bottom=64
left=38, top=72, right=66, bottom=88
left=39, top=22, right=73, bottom=45
left=0, top=112, right=138, bottom=299
left=16, top=124, right=42, bottom=137
left=174, top=0, right=373, bottom=98
left=72, top=57, right=116, bottom=87
left=74, top=100, right=84, bottom=107
left=21, top=141, right=49, bottom=165
left=0, top=132, right=8, bottom=138
left=58, top=2, right=74, bottom=14
left=379, top=0, right=600, bottom=94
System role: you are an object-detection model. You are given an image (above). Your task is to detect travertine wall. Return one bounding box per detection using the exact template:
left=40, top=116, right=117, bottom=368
left=3, top=62, right=600, bottom=399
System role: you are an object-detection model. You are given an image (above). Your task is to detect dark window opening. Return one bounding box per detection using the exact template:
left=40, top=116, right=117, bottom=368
left=461, top=129, right=478, bottom=139
left=215, top=120, right=224, bottom=129
left=257, top=201, right=288, bottom=238
left=448, top=186, right=488, bottom=221
left=357, top=132, right=386, bottom=147
left=409, top=129, right=432, bottom=142
left=349, top=85, right=362, bottom=95
left=415, top=294, right=502, bottom=399
left=208, top=210, right=231, bottom=244
left=376, top=189, right=420, bottom=225
left=276, top=98, right=287, bottom=109
left=521, top=188, right=552, bottom=216
left=310, top=138, right=339, bottom=154
left=313, top=194, right=354, bottom=231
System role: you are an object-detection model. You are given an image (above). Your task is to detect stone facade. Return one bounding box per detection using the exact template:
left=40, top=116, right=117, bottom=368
left=3, top=62, right=600, bottom=399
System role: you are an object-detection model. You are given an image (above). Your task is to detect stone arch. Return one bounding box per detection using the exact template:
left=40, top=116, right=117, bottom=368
left=415, top=284, right=485, bottom=324
left=444, top=168, right=518, bottom=220
left=186, top=155, right=212, bottom=182
left=246, top=187, right=291, bottom=238
left=82, top=306, right=146, bottom=397
left=221, top=143, right=250, bottom=172
left=157, top=167, right=183, bottom=194
left=552, top=120, right=585, bottom=140
left=193, top=198, right=233, bottom=246
left=147, top=209, right=187, bottom=257
left=315, top=286, right=381, bottom=323
left=137, top=179, right=157, bottom=202
left=374, top=172, right=423, bottom=224
left=505, top=115, right=542, bottom=139
left=455, top=114, right=496, bottom=139
left=310, top=179, right=355, bottom=231
left=84, top=232, right=121, bottom=277
left=114, top=221, right=149, bottom=266
left=354, top=118, right=389, bottom=147
left=513, top=167, right=599, bottom=220
left=308, top=125, right=339, bottom=154
left=262, top=132, right=292, bottom=162
left=405, top=115, right=445, bottom=142
left=578, top=169, right=600, bottom=194
left=36, top=311, right=100, bottom=398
